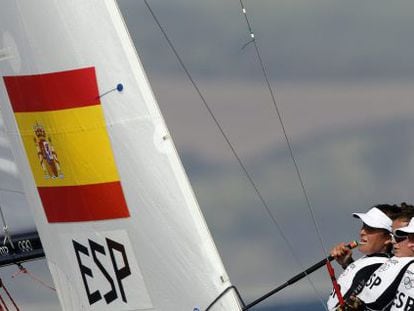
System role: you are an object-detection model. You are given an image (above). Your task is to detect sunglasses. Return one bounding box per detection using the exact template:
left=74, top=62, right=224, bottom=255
left=391, top=233, right=409, bottom=243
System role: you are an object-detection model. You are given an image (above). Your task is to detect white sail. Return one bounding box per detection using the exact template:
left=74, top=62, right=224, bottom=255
left=0, top=1, right=242, bottom=310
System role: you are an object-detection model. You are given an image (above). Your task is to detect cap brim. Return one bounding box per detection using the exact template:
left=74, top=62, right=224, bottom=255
left=352, top=212, right=391, bottom=231
left=395, top=227, right=414, bottom=237
left=353, top=213, right=377, bottom=229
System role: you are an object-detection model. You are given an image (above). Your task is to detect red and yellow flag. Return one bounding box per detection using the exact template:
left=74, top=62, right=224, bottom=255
left=3, top=67, right=130, bottom=222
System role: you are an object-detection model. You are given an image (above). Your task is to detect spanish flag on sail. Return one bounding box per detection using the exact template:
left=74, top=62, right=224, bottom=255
left=3, top=67, right=130, bottom=222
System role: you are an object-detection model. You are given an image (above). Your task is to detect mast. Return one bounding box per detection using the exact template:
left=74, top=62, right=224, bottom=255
left=0, top=1, right=242, bottom=310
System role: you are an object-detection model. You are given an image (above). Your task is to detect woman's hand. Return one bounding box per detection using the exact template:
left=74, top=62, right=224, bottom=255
left=330, top=242, right=354, bottom=269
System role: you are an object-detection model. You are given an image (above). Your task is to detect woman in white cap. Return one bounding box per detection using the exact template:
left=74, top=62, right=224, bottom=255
left=336, top=203, right=414, bottom=311
left=388, top=219, right=414, bottom=310
left=327, top=204, right=400, bottom=311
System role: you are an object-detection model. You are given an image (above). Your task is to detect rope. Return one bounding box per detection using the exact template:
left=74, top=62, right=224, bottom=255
left=238, top=0, right=328, bottom=256
left=144, top=1, right=329, bottom=308
left=326, top=261, right=344, bottom=307
left=0, top=293, right=6, bottom=311
left=237, top=1, right=330, bottom=308
left=0, top=203, right=14, bottom=249
left=143, top=0, right=302, bottom=274
left=0, top=279, right=18, bottom=311
left=12, top=264, right=55, bottom=292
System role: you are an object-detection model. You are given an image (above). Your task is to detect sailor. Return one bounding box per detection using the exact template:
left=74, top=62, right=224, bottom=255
left=327, top=204, right=401, bottom=311
left=336, top=203, right=414, bottom=311
left=388, top=219, right=414, bottom=310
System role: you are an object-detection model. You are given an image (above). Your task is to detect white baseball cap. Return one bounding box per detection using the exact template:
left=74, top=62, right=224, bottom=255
left=353, top=207, right=392, bottom=232
left=395, top=217, right=414, bottom=236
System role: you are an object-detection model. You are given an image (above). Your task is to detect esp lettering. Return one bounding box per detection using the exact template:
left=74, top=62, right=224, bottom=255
left=394, top=291, right=405, bottom=309
left=365, top=273, right=382, bottom=289
left=392, top=291, right=414, bottom=310
left=405, top=296, right=414, bottom=310
left=73, top=238, right=132, bottom=305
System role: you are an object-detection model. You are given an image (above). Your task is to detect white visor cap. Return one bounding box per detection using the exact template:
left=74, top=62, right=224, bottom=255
left=352, top=207, right=392, bottom=232
left=395, top=217, right=414, bottom=236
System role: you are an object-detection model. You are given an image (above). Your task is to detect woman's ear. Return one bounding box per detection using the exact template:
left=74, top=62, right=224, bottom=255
left=384, top=238, right=393, bottom=253
left=384, top=232, right=393, bottom=244
left=407, top=240, right=414, bottom=250
left=384, top=235, right=393, bottom=253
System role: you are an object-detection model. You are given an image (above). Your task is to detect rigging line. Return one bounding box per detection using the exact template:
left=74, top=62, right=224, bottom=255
left=0, top=197, right=14, bottom=249
left=238, top=0, right=328, bottom=256
left=238, top=1, right=330, bottom=309
left=0, top=293, right=6, bottom=311
left=0, top=279, right=19, bottom=311
left=12, top=264, right=56, bottom=292
left=143, top=5, right=330, bottom=309
left=143, top=0, right=304, bottom=278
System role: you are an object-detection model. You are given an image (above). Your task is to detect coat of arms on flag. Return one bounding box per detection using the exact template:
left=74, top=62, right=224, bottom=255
left=33, top=122, right=63, bottom=179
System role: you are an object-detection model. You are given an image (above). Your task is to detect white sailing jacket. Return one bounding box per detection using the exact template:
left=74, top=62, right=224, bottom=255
left=389, top=262, right=414, bottom=310
left=327, top=253, right=391, bottom=311
left=357, top=257, right=414, bottom=311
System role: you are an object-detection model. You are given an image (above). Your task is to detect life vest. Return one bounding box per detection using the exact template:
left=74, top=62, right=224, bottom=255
left=357, top=257, right=414, bottom=310
left=327, top=253, right=390, bottom=310
left=389, top=262, right=414, bottom=310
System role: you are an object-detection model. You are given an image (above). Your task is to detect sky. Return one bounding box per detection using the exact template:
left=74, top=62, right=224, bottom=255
left=2, top=0, right=414, bottom=310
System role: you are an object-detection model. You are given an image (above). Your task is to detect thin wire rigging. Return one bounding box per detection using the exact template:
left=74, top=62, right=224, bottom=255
left=143, top=1, right=334, bottom=309
left=0, top=198, right=14, bottom=249
left=238, top=0, right=331, bottom=307
left=142, top=0, right=323, bottom=294
left=12, top=264, right=56, bottom=292
left=238, top=0, right=328, bottom=256
left=143, top=0, right=299, bottom=252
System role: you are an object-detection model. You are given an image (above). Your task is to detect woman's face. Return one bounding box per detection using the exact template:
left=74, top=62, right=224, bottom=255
left=358, top=223, right=391, bottom=255
left=392, top=234, right=414, bottom=257
left=391, top=218, right=414, bottom=257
